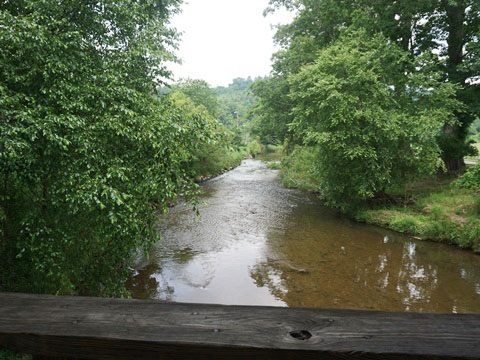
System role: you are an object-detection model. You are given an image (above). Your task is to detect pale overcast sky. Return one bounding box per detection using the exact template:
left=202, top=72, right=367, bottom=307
left=168, top=0, right=293, bottom=87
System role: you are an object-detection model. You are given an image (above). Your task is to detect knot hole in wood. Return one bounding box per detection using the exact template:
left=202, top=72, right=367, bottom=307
left=289, top=330, right=312, bottom=340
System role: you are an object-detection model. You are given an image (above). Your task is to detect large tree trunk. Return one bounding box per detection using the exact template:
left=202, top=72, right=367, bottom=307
left=441, top=0, right=468, bottom=173
left=441, top=123, right=466, bottom=173
left=443, top=155, right=465, bottom=173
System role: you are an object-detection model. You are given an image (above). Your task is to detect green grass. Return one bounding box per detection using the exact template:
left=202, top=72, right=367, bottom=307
left=191, top=146, right=247, bottom=180
left=355, top=178, right=480, bottom=252
left=266, top=161, right=282, bottom=169
left=277, top=146, right=322, bottom=192
left=256, top=144, right=284, bottom=163
left=246, top=138, right=265, bottom=157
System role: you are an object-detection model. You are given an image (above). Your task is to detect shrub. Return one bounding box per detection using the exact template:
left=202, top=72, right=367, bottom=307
left=280, top=146, right=322, bottom=191
left=0, top=2, right=214, bottom=296
left=456, top=165, right=480, bottom=190
left=247, top=138, right=265, bottom=157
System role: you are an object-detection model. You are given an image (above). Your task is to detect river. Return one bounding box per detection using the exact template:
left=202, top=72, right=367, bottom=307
left=127, top=159, right=480, bottom=313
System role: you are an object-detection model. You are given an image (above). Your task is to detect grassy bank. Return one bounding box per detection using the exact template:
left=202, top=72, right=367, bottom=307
left=270, top=147, right=480, bottom=253
left=354, top=179, right=480, bottom=252
left=275, top=147, right=322, bottom=191
left=190, top=145, right=247, bottom=181
left=189, top=141, right=281, bottom=181
left=256, top=144, right=283, bottom=162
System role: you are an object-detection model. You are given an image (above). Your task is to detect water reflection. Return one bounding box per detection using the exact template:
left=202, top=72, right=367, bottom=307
left=252, top=209, right=480, bottom=312
left=127, top=160, right=480, bottom=313
left=126, top=263, right=161, bottom=300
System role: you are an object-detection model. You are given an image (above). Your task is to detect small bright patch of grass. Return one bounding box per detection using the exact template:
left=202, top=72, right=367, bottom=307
left=356, top=178, right=480, bottom=252
left=266, top=161, right=282, bottom=170
left=256, top=147, right=284, bottom=162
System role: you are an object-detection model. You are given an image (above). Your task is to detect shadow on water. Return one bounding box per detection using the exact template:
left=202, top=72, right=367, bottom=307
left=127, top=160, right=480, bottom=313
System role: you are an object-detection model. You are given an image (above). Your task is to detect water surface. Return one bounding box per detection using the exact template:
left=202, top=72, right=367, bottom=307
left=128, top=160, right=480, bottom=313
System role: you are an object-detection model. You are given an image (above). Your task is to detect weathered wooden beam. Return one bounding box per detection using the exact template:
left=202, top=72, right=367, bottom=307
left=0, top=292, right=479, bottom=359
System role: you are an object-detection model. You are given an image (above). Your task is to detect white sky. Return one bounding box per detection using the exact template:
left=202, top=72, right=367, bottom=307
left=168, top=0, right=294, bottom=87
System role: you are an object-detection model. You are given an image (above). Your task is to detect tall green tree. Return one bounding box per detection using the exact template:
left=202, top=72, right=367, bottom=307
left=0, top=0, right=215, bottom=296
left=289, top=30, right=459, bottom=208
left=251, top=0, right=356, bottom=147
left=264, top=0, right=480, bottom=171
left=432, top=0, right=480, bottom=170
left=249, top=76, right=292, bottom=145
left=173, top=79, right=221, bottom=118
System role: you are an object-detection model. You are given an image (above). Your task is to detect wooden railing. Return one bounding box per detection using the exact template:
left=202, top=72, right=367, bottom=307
left=0, top=292, right=479, bottom=359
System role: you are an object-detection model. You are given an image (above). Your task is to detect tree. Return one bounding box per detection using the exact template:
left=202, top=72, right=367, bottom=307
left=167, top=83, right=247, bottom=179
left=288, top=30, right=459, bottom=209
left=0, top=0, right=216, bottom=296
left=172, top=77, right=258, bottom=146
left=173, top=79, right=221, bottom=118
left=433, top=0, right=480, bottom=170
left=249, top=76, right=292, bottom=145
left=265, top=0, right=480, bottom=171
left=216, top=77, right=256, bottom=127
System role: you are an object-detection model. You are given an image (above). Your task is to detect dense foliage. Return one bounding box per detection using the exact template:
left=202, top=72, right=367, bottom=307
left=216, top=78, right=256, bottom=129
left=257, top=0, right=480, bottom=171
left=0, top=0, right=217, bottom=296
left=468, top=118, right=480, bottom=142
left=166, top=83, right=245, bottom=179
left=167, top=77, right=266, bottom=171
left=456, top=165, right=480, bottom=190
left=173, top=79, right=221, bottom=118
left=288, top=31, right=459, bottom=208
left=249, top=76, right=292, bottom=145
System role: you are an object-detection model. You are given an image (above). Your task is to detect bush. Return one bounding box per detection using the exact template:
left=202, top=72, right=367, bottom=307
left=456, top=165, right=480, bottom=190
left=280, top=146, right=322, bottom=191
left=265, top=144, right=283, bottom=153
left=190, top=145, right=246, bottom=178
left=247, top=138, right=265, bottom=157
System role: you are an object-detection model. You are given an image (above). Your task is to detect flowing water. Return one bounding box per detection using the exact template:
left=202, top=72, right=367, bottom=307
left=128, top=160, right=480, bottom=313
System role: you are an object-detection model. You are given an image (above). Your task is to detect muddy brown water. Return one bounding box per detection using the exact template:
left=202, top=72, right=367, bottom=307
left=128, top=159, right=480, bottom=313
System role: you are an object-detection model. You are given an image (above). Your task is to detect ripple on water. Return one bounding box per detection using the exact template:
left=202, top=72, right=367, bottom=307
left=127, top=159, right=480, bottom=313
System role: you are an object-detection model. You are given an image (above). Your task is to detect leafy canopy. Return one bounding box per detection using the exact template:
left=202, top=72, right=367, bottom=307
left=262, top=0, right=480, bottom=170
left=0, top=0, right=217, bottom=296
left=289, top=30, right=460, bottom=208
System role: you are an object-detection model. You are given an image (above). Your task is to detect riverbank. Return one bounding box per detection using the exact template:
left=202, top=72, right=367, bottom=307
left=353, top=180, right=480, bottom=253
left=190, top=147, right=247, bottom=182
left=190, top=142, right=282, bottom=182
left=269, top=148, right=480, bottom=253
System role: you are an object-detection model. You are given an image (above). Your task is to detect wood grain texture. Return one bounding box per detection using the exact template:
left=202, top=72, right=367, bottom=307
left=0, top=293, right=479, bottom=359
